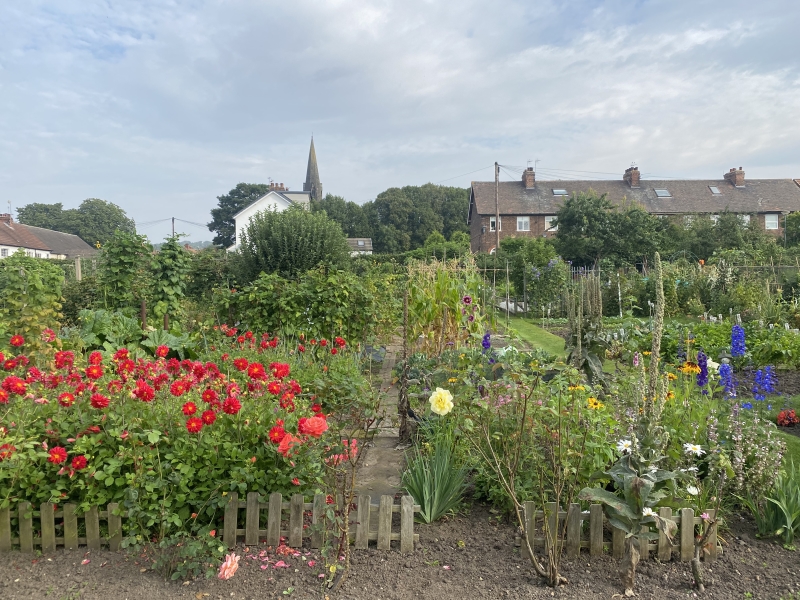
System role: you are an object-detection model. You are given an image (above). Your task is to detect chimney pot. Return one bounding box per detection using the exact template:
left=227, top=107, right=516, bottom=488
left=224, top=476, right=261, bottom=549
left=724, top=166, right=745, bottom=187
left=624, top=166, right=641, bottom=188
left=0, top=213, right=12, bottom=224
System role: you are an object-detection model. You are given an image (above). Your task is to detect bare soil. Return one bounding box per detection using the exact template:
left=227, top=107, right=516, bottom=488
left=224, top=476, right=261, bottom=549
left=2, top=503, right=798, bottom=600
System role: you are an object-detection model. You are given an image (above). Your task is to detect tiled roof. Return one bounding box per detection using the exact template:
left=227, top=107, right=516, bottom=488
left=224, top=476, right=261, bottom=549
left=0, top=221, right=50, bottom=251
left=347, top=238, right=373, bottom=252
left=22, top=225, right=98, bottom=257
left=469, top=178, right=800, bottom=219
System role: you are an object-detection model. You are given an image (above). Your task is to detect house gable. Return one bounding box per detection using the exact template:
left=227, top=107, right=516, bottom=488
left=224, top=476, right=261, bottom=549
left=231, top=190, right=311, bottom=250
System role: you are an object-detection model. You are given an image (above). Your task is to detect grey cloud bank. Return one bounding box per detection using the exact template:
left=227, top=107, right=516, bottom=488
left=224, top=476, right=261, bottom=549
left=1, top=0, right=799, bottom=240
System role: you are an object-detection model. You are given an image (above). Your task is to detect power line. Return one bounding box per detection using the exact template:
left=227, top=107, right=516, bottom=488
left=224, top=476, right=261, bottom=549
left=433, top=165, right=494, bottom=184
left=174, top=218, right=209, bottom=229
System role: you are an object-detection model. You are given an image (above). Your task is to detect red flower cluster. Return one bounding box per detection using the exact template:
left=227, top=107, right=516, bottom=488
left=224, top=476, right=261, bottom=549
left=777, top=409, right=799, bottom=427
left=48, top=447, right=68, bottom=464
left=2, top=376, right=27, bottom=396
left=0, top=443, right=16, bottom=461
left=10, top=335, right=25, bottom=347
left=90, top=393, right=110, bottom=409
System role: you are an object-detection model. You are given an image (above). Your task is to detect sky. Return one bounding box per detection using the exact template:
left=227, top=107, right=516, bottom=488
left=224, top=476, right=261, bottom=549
left=2, top=0, right=799, bottom=241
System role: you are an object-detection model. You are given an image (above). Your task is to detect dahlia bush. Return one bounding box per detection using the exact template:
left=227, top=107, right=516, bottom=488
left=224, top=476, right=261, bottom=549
left=0, top=328, right=368, bottom=543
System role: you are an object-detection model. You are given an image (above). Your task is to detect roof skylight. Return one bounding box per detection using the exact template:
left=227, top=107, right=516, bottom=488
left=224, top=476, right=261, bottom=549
left=654, top=189, right=671, bottom=198
left=709, top=186, right=721, bottom=195
left=552, top=189, right=568, bottom=196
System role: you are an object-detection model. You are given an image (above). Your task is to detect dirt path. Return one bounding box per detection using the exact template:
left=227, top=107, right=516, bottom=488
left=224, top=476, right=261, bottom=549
left=354, top=340, right=405, bottom=501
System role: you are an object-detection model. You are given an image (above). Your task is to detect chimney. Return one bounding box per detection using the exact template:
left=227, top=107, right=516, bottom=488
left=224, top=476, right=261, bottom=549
left=623, top=166, right=640, bottom=188
left=522, top=167, right=535, bottom=189
left=724, top=167, right=745, bottom=187
left=0, top=213, right=12, bottom=224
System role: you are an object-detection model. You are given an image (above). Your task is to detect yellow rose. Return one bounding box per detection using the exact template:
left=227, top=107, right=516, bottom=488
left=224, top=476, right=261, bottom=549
left=429, top=388, right=454, bottom=416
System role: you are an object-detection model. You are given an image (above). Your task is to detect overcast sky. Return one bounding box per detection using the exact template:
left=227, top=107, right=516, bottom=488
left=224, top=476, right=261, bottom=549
left=2, top=0, right=799, bottom=241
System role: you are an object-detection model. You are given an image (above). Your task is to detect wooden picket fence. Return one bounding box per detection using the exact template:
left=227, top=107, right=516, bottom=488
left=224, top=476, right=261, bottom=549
left=522, top=502, right=719, bottom=562
left=0, top=493, right=419, bottom=554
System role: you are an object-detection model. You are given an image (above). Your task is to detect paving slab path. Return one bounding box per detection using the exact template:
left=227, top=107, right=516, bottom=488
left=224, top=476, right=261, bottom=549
left=354, top=340, right=406, bottom=501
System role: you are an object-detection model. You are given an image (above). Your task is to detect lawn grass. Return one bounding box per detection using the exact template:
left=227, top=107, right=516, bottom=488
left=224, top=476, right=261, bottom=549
left=779, top=432, right=800, bottom=467
left=508, top=317, right=566, bottom=358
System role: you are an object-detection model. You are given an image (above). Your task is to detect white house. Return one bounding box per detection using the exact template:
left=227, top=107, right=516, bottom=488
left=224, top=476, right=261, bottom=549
left=0, top=213, right=99, bottom=260
left=230, top=187, right=311, bottom=251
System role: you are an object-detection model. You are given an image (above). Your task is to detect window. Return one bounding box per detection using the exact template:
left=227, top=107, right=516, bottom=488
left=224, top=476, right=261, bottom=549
left=710, top=214, right=719, bottom=224
left=552, top=189, right=568, bottom=196
left=0, top=249, right=7, bottom=257
left=357, top=240, right=365, bottom=246
left=35, top=252, right=41, bottom=258
left=709, top=186, right=721, bottom=195
left=545, top=216, right=558, bottom=232
left=654, top=189, right=671, bottom=198
left=765, top=213, right=780, bottom=230
left=489, top=216, right=501, bottom=232
left=517, top=216, right=530, bottom=232
left=684, top=215, right=695, bottom=226
left=739, top=214, right=750, bottom=225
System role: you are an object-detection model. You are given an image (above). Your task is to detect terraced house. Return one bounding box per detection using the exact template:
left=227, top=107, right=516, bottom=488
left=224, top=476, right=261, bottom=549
left=468, top=166, right=800, bottom=253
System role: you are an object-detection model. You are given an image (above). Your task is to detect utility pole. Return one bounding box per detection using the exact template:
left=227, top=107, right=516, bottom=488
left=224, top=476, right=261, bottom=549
left=494, top=162, right=500, bottom=253
left=172, top=217, right=175, bottom=237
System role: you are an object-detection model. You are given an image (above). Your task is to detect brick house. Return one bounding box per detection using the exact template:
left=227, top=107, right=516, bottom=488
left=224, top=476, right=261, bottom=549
left=467, top=166, right=800, bottom=253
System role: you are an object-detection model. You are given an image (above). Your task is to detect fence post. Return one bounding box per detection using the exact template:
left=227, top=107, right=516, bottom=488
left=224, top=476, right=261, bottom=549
left=245, top=492, right=260, bottom=546
left=658, top=507, right=672, bottom=561
left=289, top=494, right=303, bottom=548
left=19, top=502, right=33, bottom=553
left=311, top=494, right=325, bottom=549
left=523, top=501, right=536, bottom=559
left=74, top=257, right=82, bottom=282
left=0, top=507, right=10, bottom=552
left=223, top=492, right=238, bottom=548
left=40, top=503, right=56, bottom=553
left=680, top=508, right=695, bottom=561
left=704, top=509, right=718, bottom=561
left=566, top=503, right=581, bottom=559
left=107, top=503, right=122, bottom=551
left=85, top=506, right=101, bottom=550
left=400, top=495, right=414, bottom=553
left=589, top=504, right=603, bottom=556
left=612, top=525, right=624, bottom=559
left=267, top=493, right=282, bottom=546
left=63, top=504, right=78, bottom=550
left=377, top=496, right=392, bottom=551
left=355, top=495, right=371, bottom=550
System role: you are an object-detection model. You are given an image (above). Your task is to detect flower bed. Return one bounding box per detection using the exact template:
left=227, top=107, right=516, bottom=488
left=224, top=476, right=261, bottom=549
left=0, top=329, right=368, bottom=545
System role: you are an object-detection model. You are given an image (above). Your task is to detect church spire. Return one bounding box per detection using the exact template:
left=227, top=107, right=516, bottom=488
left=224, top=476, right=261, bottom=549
left=303, top=136, right=322, bottom=202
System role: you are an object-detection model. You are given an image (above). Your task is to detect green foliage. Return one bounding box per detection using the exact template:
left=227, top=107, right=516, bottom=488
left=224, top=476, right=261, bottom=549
left=311, top=194, right=373, bottom=238
left=151, top=236, right=192, bottom=320
left=235, top=205, right=350, bottom=281
left=0, top=251, right=63, bottom=358
left=500, top=237, right=568, bottom=309
left=218, top=268, right=387, bottom=343
left=402, top=423, right=467, bottom=523
left=97, top=230, right=153, bottom=311
left=61, top=276, right=102, bottom=325
left=186, top=247, right=233, bottom=301
left=17, top=199, right=135, bottom=246
left=207, top=183, right=270, bottom=248
left=150, top=528, right=227, bottom=580
left=741, top=462, right=800, bottom=548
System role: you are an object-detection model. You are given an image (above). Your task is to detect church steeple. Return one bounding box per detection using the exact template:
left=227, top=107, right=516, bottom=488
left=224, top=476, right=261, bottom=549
left=303, top=137, right=322, bottom=202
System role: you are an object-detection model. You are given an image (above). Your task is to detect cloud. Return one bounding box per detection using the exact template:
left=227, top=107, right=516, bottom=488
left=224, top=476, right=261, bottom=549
left=1, top=0, right=799, bottom=240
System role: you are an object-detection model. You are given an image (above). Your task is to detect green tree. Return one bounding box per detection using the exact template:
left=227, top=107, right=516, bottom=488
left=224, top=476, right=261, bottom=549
left=235, top=205, right=350, bottom=281
left=208, top=183, right=270, bottom=248
left=16, top=199, right=135, bottom=246
left=312, top=194, right=372, bottom=238
left=98, top=230, right=153, bottom=311
left=151, top=236, right=192, bottom=319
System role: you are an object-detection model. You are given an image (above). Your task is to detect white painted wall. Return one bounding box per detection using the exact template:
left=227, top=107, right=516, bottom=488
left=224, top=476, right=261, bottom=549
left=0, top=245, right=51, bottom=259
left=231, top=191, right=309, bottom=250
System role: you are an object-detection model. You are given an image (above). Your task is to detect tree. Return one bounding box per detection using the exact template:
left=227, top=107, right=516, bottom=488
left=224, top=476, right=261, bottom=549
left=554, top=191, right=664, bottom=268
left=208, top=183, right=270, bottom=248
left=235, top=205, right=350, bottom=281
left=312, top=194, right=372, bottom=238
left=16, top=199, right=135, bottom=246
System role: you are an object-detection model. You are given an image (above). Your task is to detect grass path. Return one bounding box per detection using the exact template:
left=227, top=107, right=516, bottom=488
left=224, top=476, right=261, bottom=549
left=507, top=316, right=566, bottom=357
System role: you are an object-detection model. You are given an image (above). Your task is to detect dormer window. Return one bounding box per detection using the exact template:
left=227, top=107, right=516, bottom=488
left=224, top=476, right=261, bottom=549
left=654, top=189, right=671, bottom=198
left=552, top=189, right=568, bottom=196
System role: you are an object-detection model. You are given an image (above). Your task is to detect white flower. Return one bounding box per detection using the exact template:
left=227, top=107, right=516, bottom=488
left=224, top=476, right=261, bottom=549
left=429, top=388, right=454, bottom=416
left=707, top=359, right=720, bottom=373
left=616, top=439, right=633, bottom=454
left=642, top=507, right=655, bottom=517
left=686, top=466, right=699, bottom=473
left=683, top=443, right=705, bottom=457
left=687, top=486, right=699, bottom=496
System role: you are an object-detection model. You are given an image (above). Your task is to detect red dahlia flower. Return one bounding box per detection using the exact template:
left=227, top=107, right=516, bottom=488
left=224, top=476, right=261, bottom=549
left=54, top=351, right=74, bottom=370
left=0, top=443, right=16, bottom=461
left=298, top=344, right=305, bottom=353
left=268, top=425, right=286, bottom=444
left=9, top=335, right=24, bottom=347
left=222, top=397, right=241, bottom=415
left=311, top=403, right=322, bottom=413
left=269, top=362, right=290, bottom=379
left=233, top=357, right=248, bottom=371
left=113, top=348, right=129, bottom=362
left=132, top=379, right=155, bottom=402
left=319, top=339, right=327, bottom=347
left=85, top=365, right=104, bottom=380
left=58, top=392, right=75, bottom=407
left=155, top=345, right=169, bottom=358
left=186, top=417, right=203, bottom=433
left=331, top=348, right=338, bottom=355
left=0, top=390, right=8, bottom=404
left=236, top=335, right=245, bottom=344
left=334, top=336, right=346, bottom=348
left=88, top=351, right=103, bottom=365
left=169, top=380, right=189, bottom=397
left=71, top=455, right=88, bottom=470
left=201, top=410, right=216, bottom=425
left=41, top=328, right=57, bottom=343
left=182, top=401, right=198, bottom=416
left=165, top=358, right=181, bottom=375
left=247, top=362, right=267, bottom=380
left=90, top=393, right=110, bottom=409
left=288, top=380, right=302, bottom=394
left=3, top=359, right=17, bottom=371
left=201, top=388, right=219, bottom=403
left=267, top=380, right=282, bottom=395
left=2, top=376, right=27, bottom=396
left=48, top=447, right=68, bottom=464
left=245, top=331, right=254, bottom=340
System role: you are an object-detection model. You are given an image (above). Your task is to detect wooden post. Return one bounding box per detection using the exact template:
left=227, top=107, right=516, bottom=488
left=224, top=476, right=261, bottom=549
left=377, top=496, right=392, bottom=551
left=355, top=495, right=371, bottom=549
left=74, top=257, right=82, bottom=282
left=612, top=525, right=624, bottom=559
left=19, top=502, right=33, bottom=553
left=267, top=493, right=282, bottom=546
left=107, top=503, right=122, bottom=551
left=289, top=494, right=303, bottom=548
left=40, top=503, right=56, bottom=553
left=705, top=509, right=718, bottom=561
left=311, top=494, right=325, bottom=549
left=223, top=492, right=239, bottom=548
left=589, top=505, right=603, bottom=556
left=0, top=507, right=10, bottom=552
left=140, top=299, right=147, bottom=331
left=245, top=492, right=260, bottom=546
left=523, top=501, right=536, bottom=559
left=566, top=503, right=581, bottom=559
left=63, top=504, right=79, bottom=550
left=85, top=506, right=101, bottom=550
left=163, top=313, right=169, bottom=331
left=658, top=507, right=672, bottom=561
left=400, top=495, right=414, bottom=553
left=680, top=508, right=694, bottom=561
left=398, top=288, right=411, bottom=444
left=638, top=525, right=649, bottom=561
left=544, top=502, right=558, bottom=556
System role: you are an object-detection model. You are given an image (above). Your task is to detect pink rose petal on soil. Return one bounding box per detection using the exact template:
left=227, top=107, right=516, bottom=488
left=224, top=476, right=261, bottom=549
left=307, top=560, right=316, bottom=567
left=81, top=559, right=90, bottom=565
left=443, top=565, right=451, bottom=570
left=273, top=560, right=289, bottom=568
left=260, top=565, right=268, bottom=570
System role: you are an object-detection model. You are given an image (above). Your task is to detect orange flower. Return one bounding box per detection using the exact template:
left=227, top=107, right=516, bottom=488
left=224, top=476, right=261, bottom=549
left=217, top=553, right=240, bottom=580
